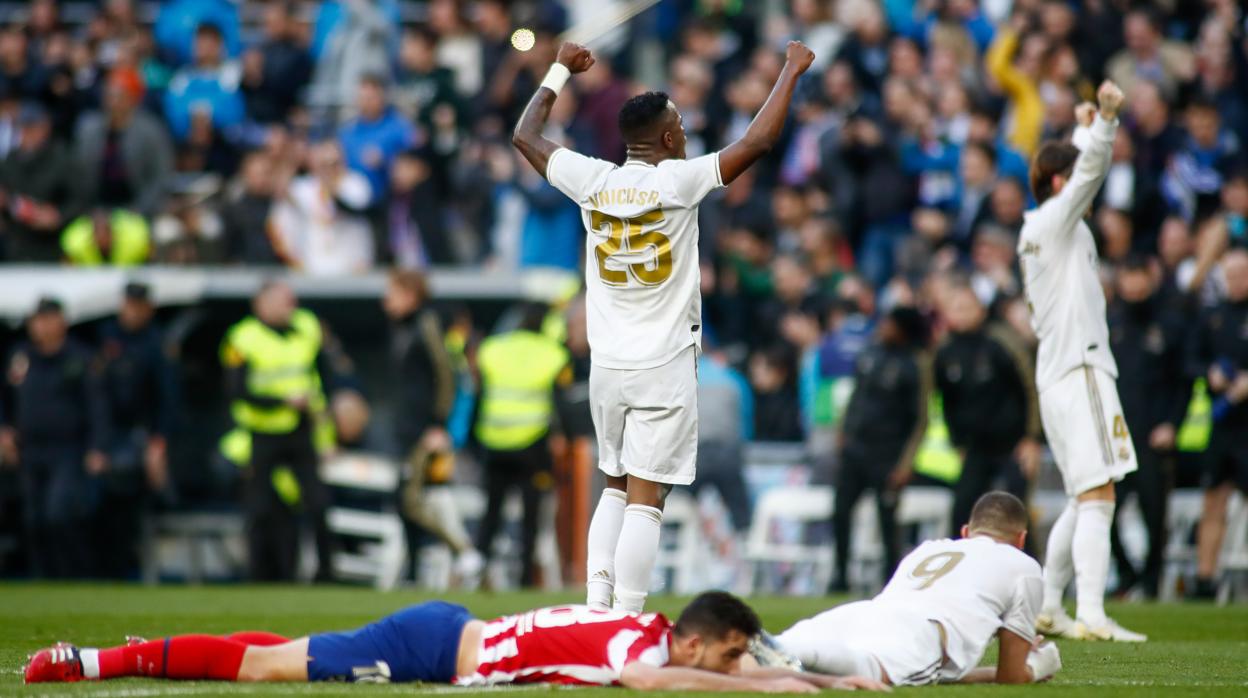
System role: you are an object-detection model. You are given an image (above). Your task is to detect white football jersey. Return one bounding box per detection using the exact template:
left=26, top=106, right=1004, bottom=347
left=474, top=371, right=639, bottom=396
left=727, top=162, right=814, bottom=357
left=874, top=536, right=1042, bottom=678
left=1017, top=115, right=1119, bottom=392
left=546, top=148, right=724, bottom=370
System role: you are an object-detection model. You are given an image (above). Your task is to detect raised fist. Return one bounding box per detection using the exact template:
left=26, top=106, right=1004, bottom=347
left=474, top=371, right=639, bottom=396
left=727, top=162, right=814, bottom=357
left=1097, top=80, right=1125, bottom=120
left=785, top=41, right=816, bottom=75
left=556, top=42, right=595, bottom=74
left=1074, top=101, right=1096, bottom=128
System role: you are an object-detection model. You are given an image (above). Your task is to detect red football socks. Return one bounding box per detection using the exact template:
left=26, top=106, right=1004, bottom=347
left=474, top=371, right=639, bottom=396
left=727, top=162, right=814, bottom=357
left=98, top=636, right=248, bottom=680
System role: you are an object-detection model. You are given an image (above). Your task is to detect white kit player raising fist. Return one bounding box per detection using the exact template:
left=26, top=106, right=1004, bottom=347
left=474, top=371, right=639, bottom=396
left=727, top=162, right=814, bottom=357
left=513, top=41, right=815, bottom=612
left=1017, top=80, right=1145, bottom=641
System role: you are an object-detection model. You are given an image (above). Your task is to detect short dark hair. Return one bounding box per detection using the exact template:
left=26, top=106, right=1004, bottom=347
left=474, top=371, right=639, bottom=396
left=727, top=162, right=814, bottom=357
left=673, top=591, right=761, bottom=641
left=195, top=22, right=223, bottom=39
left=618, top=91, right=672, bottom=144
left=517, top=301, right=548, bottom=332
left=964, top=139, right=997, bottom=168
left=968, top=491, right=1029, bottom=538
left=1030, top=141, right=1080, bottom=203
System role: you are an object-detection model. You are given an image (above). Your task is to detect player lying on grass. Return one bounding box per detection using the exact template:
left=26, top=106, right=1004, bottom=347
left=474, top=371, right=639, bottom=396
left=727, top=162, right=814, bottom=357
left=757, top=492, right=1062, bottom=686
left=25, top=590, right=885, bottom=692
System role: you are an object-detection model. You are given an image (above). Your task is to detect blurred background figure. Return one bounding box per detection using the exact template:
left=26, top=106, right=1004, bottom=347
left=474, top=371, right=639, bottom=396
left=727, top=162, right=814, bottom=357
left=95, top=282, right=176, bottom=579
left=2, top=298, right=108, bottom=578
left=271, top=139, right=374, bottom=274
left=473, top=303, right=569, bottom=588
left=831, top=306, right=929, bottom=592
left=383, top=269, right=480, bottom=585
left=219, top=281, right=333, bottom=582
left=0, top=103, right=74, bottom=263
left=61, top=208, right=151, bottom=266
left=934, top=280, right=1040, bottom=541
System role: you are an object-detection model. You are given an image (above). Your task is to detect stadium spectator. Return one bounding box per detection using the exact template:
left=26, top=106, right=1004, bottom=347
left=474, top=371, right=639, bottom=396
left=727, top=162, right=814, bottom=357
left=1162, top=98, right=1240, bottom=225
left=394, top=27, right=462, bottom=136
left=1190, top=248, right=1248, bottom=598
left=2, top=297, right=109, bottom=578
left=749, top=345, right=803, bottom=442
left=163, top=22, right=245, bottom=144
left=221, top=150, right=284, bottom=266
left=60, top=208, right=151, bottom=266
left=831, top=305, right=930, bottom=592
left=154, top=0, right=240, bottom=68
left=385, top=148, right=449, bottom=267
left=75, top=70, right=174, bottom=220
left=95, top=282, right=176, bottom=579
left=1105, top=7, right=1195, bottom=101
left=311, top=0, right=398, bottom=114
left=0, top=103, right=76, bottom=263
left=338, top=74, right=418, bottom=196
left=244, top=2, right=312, bottom=126
left=1107, top=255, right=1190, bottom=599
left=270, top=140, right=374, bottom=274
left=691, top=350, right=754, bottom=534
left=934, top=281, right=1040, bottom=541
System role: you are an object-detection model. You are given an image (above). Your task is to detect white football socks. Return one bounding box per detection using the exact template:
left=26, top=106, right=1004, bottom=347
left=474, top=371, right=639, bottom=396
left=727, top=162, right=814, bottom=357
left=1072, top=499, right=1115, bottom=627
left=1042, top=500, right=1077, bottom=613
left=613, top=504, right=664, bottom=613
left=585, top=488, right=627, bottom=610
left=79, top=649, right=100, bottom=679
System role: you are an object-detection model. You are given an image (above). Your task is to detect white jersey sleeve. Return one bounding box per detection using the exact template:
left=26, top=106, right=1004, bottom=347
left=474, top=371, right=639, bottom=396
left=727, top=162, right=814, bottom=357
left=546, top=148, right=617, bottom=203
left=1001, top=574, right=1042, bottom=644
left=1042, top=115, right=1116, bottom=238
left=664, top=153, right=723, bottom=207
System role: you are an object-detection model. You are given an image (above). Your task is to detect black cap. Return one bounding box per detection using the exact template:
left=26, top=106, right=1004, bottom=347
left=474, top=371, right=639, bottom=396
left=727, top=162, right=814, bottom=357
left=124, top=281, right=151, bottom=302
left=33, top=296, right=63, bottom=315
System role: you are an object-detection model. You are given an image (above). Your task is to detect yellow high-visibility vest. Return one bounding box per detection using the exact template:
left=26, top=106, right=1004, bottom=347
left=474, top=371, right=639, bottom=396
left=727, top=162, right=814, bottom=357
left=220, top=309, right=324, bottom=434
left=914, top=393, right=962, bottom=483
left=61, top=210, right=150, bottom=266
left=218, top=427, right=302, bottom=506
left=475, top=329, right=568, bottom=451
left=1177, top=378, right=1212, bottom=453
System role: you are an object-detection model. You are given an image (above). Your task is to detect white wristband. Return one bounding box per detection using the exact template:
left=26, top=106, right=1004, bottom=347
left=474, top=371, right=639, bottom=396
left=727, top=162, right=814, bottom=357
left=541, top=63, right=572, bottom=95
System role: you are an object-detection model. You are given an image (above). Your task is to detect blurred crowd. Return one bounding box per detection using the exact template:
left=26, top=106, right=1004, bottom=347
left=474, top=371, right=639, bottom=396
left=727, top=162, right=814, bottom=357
left=0, top=0, right=1247, bottom=596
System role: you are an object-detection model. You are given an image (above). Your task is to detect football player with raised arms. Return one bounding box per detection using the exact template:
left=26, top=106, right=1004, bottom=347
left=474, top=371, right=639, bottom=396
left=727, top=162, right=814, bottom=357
left=512, top=40, right=815, bottom=613
left=1016, top=80, right=1145, bottom=642
left=24, top=591, right=883, bottom=692
left=767, top=492, right=1062, bottom=686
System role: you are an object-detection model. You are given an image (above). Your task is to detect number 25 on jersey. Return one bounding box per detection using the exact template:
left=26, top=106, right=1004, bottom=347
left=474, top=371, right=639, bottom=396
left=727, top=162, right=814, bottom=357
left=592, top=210, right=673, bottom=287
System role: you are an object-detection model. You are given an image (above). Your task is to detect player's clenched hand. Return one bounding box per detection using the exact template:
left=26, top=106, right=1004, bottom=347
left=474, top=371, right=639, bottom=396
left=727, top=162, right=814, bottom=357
left=1074, top=101, right=1097, bottom=128
left=784, top=41, right=816, bottom=75
left=1096, top=80, right=1124, bottom=120
left=556, top=42, right=595, bottom=74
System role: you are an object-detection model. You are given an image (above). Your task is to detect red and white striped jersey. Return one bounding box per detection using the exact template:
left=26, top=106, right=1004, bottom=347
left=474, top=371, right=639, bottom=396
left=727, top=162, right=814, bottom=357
left=456, top=605, right=672, bottom=686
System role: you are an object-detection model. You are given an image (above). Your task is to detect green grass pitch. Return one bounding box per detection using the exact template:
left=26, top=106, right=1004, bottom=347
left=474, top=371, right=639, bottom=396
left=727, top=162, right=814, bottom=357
left=1, top=585, right=1245, bottom=696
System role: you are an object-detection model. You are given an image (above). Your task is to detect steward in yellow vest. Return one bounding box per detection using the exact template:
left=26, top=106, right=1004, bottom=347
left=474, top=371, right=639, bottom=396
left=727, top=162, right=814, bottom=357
left=219, top=280, right=334, bottom=582
left=473, top=302, right=571, bottom=586
left=61, top=209, right=150, bottom=266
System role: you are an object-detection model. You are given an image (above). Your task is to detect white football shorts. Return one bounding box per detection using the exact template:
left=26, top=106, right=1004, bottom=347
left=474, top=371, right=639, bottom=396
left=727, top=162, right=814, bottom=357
left=589, top=344, right=698, bottom=486
left=776, top=601, right=957, bottom=686
left=1040, top=366, right=1138, bottom=497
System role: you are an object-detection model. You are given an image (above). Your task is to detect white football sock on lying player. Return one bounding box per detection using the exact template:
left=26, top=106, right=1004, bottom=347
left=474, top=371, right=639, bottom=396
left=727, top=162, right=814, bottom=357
left=613, top=503, right=663, bottom=613
left=1042, top=499, right=1077, bottom=613
left=585, top=488, right=627, bottom=610
left=1072, top=499, right=1114, bottom=626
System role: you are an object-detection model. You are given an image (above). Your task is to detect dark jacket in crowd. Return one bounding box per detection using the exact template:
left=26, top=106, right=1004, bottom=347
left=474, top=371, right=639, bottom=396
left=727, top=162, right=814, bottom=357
left=98, top=320, right=177, bottom=438
left=1189, top=298, right=1248, bottom=433
left=935, top=323, right=1041, bottom=456
left=389, top=308, right=454, bottom=449
left=3, top=339, right=107, bottom=451
left=841, top=344, right=930, bottom=465
left=257, top=38, right=312, bottom=123
left=74, top=108, right=175, bottom=219
left=221, top=193, right=282, bottom=265
left=1109, top=294, right=1191, bottom=433
left=0, top=137, right=78, bottom=262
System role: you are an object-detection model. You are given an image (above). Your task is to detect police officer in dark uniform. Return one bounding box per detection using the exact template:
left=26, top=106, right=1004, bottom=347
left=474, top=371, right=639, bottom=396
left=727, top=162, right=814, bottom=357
left=95, top=282, right=177, bottom=578
left=1105, top=255, right=1190, bottom=597
left=1190, top=248, right=1248, bottom=597
left=936, top=282, right=1042, bottom=540
left=830, top=306, right=931, bottom=592
left=0, top=298, right=108, bottom=577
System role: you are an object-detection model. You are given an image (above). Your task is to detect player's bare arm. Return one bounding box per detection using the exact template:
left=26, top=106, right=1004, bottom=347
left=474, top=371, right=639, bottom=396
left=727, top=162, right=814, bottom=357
left=718, top=41, right=815, bottom=184
left=512, top=42, right=595, bottom=176
left=740, top=661, right=891, bottom=692
left=619, top=662, right=819, bottom=693
left=953, top=629, right=1060, bottom=685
